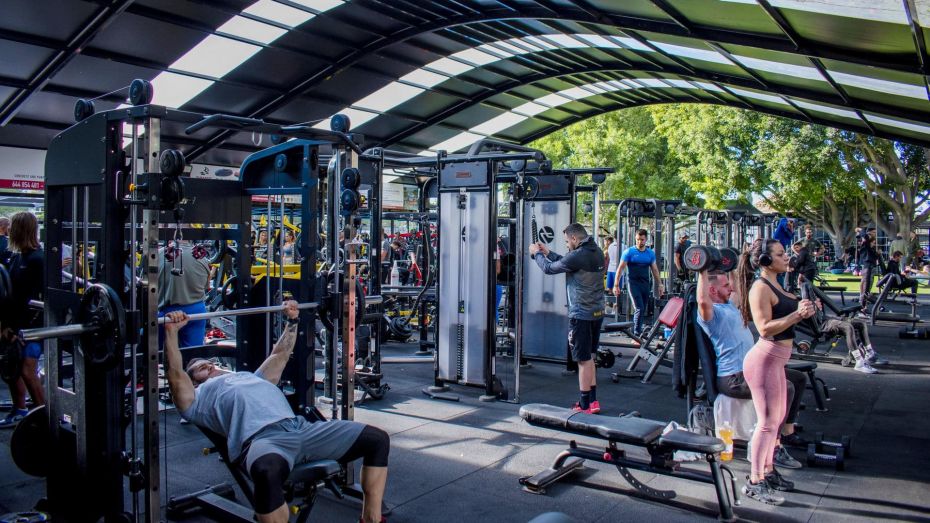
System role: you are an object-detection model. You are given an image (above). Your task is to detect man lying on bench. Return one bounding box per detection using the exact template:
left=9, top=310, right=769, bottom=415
left=164, top=302, right=390, bottom=523
left=519, top=404, right=739, bottom=521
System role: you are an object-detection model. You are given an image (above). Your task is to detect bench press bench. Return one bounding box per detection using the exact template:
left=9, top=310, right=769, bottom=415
left=518, top=404, right=740, bottom=522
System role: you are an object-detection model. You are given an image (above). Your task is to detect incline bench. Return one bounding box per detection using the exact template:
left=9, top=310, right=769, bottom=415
left=519, top=404, right=740, bottom=522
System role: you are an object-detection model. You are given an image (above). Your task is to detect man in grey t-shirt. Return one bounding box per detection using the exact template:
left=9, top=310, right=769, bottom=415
left=164, top=302, right=390, bottom=523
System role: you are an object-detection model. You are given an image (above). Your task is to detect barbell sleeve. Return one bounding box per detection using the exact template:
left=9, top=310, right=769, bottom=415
left=29, top=300, right=44, bottom=309
left=158, top=301, right=319, bottom=324
left=21, top=323, right=95, bottom=342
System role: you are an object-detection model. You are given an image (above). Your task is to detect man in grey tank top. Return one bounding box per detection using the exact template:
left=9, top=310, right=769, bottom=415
left=164, top=301, right=390, bottom=523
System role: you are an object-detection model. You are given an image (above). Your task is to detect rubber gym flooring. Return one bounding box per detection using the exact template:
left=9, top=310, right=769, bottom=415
left=2, top=297, right=930, bottom=522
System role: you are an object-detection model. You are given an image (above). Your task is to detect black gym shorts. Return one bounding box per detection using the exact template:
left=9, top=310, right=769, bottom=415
left=568, top=317, right=603, bottom=362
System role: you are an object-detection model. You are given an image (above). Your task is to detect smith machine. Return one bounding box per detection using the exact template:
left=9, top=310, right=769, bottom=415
left=11, top=84, right=382, bottom=522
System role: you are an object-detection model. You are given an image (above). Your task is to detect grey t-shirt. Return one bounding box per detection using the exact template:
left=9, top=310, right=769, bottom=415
left=180, top=371, right=293, bottom=461
left=158, top=244, right=210, bottom=308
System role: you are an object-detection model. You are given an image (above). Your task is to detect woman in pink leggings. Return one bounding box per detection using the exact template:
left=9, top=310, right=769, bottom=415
left=734, top=239, right=816, bottom=505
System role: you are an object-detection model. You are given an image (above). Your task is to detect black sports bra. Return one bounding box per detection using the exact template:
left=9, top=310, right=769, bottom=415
left=757, top=278, right=797, bottom=341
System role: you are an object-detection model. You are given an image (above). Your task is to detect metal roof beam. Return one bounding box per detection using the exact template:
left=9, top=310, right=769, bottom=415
left=0, top=0, right=134, bottom=126
left=648, top=0, right=694, bottom=35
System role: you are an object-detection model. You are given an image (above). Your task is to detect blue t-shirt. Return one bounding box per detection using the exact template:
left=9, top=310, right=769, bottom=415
left=696, top=302, right=755, bottom=377
left=621, top=247, right=656, bottom=285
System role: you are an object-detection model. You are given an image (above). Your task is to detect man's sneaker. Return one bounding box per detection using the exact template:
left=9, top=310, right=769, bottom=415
left=589, top=400, right=601, bottom=414
left=742, top=478, right=785, bottom=505
left=774, top=446, right=802, bottom=469
left=854, top=359, right=878, bottom=374
left=571, top=402, right=594, bottom=414
left=765, top=468, right=795, bottom=492
left=0, top=409, right=28, bottom=429
left=780, top=433, right=808, bottom=448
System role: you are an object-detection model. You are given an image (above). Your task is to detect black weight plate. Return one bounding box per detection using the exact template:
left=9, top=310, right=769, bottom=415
left=73, top=99, right=95, bottom=122
left=340, top=189, right=359, bottom=216
left=10, top=406, right=51, bottom=477
left=159, top=149, right=185, bottom=176
left=718, top=248, right=739, bottom=272
left=78, top=283, right=127, bottom=370
left=523, top=177, right=539, bottom=200
left=683, top=246, right=708, bottom=271
left=341, top=167, right=360, bottom=190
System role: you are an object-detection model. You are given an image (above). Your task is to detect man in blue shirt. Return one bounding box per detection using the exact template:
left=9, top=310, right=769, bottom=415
left=695, top=268, right=807, bottom=482
left=612, top=229, right=663, bottom=336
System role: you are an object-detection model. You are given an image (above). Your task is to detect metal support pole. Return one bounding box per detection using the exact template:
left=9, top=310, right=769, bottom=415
left=142, top=117, right=162, bottom=523
left=266, top=196, right=272, bottom=356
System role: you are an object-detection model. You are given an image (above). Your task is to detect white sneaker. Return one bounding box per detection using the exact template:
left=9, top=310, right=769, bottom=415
left=854, top=360, right=878, bottom=374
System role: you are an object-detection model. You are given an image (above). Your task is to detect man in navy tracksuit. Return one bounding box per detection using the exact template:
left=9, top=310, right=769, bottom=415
left=612, top=229, right=663, bottom=336
left=530, top=223, right=606, bottom=414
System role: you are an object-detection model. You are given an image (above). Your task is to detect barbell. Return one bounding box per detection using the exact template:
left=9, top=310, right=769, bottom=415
left=19, top=284, right=320, bottom=370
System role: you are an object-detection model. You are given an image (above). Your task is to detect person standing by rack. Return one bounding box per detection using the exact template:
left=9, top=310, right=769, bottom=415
left=613, top=229, right=664, bottom=336
left=0, top=212, right=46, bottom=428
left=157, top=239, right=211, bottom=349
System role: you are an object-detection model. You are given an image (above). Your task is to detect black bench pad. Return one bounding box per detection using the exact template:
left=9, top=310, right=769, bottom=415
left=658, top=430, right=725, bottom=454
left=520, top=404, right=665, bottom=445
left=786, top=362, right=817, bottom=373
left=289, top=460, right=341, bottom=483
left=604, top=321, right=634, bottom=332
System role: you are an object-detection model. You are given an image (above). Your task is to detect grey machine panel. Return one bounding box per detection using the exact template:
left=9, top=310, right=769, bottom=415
left=522, top=200, right=570, bottom=360
left=438, top=190, right=491, bottom=385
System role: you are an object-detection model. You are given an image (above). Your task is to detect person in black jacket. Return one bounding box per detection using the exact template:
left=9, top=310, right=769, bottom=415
left=886, top=250, right=918, bottom=294
left=0, top=212, right=45, bottom=428
left=530, top=223, right=606, bottom=414
left=857, top=228, right=880, bottom=310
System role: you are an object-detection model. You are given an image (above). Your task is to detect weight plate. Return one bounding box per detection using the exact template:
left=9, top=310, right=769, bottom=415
left=341, top=167, right=361, bottom=190
left=10, top=406, right=51, bottom=477
left=523, top=177, right=539, bottom=200
left=78, top=283, right=127, bottom=370
left=340, top=189, right=360, bottom=216
left=159, top=149, right=185, bottom=176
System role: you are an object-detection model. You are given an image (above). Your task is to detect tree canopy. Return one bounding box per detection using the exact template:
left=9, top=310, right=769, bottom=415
left=530, top=103, right=930, bottom=249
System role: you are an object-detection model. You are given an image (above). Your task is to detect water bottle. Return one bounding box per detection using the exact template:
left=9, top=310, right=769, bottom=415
left=390, top=261, right=401, bottom=286
left=719, top=421, right=734, bottom=461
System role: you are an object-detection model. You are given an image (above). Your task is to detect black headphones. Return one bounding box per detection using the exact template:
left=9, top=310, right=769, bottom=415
left=758, top=252, right=772, bottom=267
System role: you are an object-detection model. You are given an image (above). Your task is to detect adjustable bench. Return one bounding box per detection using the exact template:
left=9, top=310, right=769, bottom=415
left=168, top=426, right=344, bottom=523
left=519, top=404, right=739, bottom=522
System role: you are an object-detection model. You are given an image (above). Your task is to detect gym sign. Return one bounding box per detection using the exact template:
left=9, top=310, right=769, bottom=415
left=538, top=226, right=555, bottom=244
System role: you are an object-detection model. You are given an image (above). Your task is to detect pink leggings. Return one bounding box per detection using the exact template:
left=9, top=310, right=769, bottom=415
left=743, top=338, right=791, bottom=479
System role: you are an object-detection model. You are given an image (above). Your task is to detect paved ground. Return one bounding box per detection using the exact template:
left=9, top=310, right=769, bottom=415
left=2, top=297, right=929, bottom=522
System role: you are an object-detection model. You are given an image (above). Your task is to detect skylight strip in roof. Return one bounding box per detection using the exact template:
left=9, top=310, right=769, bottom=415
left=731, top=55, right=822, bottom=81
left=792, top=100, right=860, bottom=119
left=649, top=42, right=733, bottom=65
left=829, top=71, right=927, bottom=99
left=218, top=16, right=288, bottom=45
left=726, top=88, right=789, bottom=105
left=523, top=36, right=559, bottom=50
left=401, top=68, right=449, bottom=89
left=428, top=131, right=486, bottom=153
left=576, top=34, right=623, bottom=49
left=512, top=102, right=549, bottom=116
left=607, top=36, right=652, bottom=52
left=719, top=0, right=906, bottom=24
left=470, top=112, right=530, bottom=135
left=291, top=0, right=344, bottom=12
left=452, top=48, right=499, bottom=66
left=171, top=35, right=262, bottom=78
left=354, top=82, right=426, bottom=112
left=863, top=114, right=930, bottom=134
left=150, top=72, right=214, bottom=108
left=425, top=57, right=474, bottom=76
left=244, top=0, right=315, bottom=27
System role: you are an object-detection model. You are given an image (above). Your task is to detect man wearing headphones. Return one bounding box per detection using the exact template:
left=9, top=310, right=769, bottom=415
left=157, top=240, right=211, bottom=348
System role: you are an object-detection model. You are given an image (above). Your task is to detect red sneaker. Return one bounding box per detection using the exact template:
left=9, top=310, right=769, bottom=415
left=589, top=400, right=601, bottom=414
left=571, top=402, right=594, bottom=414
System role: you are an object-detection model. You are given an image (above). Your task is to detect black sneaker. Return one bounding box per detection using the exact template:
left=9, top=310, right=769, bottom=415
left=742, top=478, right=785, bottom=505
left=780, top=432, right=809, bottom=448
left=765, top=468, right=794, bottom=492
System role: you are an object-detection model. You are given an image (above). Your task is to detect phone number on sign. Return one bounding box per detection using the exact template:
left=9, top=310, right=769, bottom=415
left=1, top=180, right=44, bottom=190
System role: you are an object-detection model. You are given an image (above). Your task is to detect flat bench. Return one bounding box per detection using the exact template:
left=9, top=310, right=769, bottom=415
left=519, top=404, right=739, bottom=522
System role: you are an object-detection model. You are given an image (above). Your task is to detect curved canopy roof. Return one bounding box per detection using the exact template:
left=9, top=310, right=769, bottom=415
left=3, top=0, right=930, bottom=165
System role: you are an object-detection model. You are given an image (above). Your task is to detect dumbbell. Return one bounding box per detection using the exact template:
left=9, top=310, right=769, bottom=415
left=812, top=432, right=852, bottom=457
left=683, top=245, right=739, bottom=272
left=807, top=443, right=845, bottom=470
left=594, top=348, right=616, bottom=369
